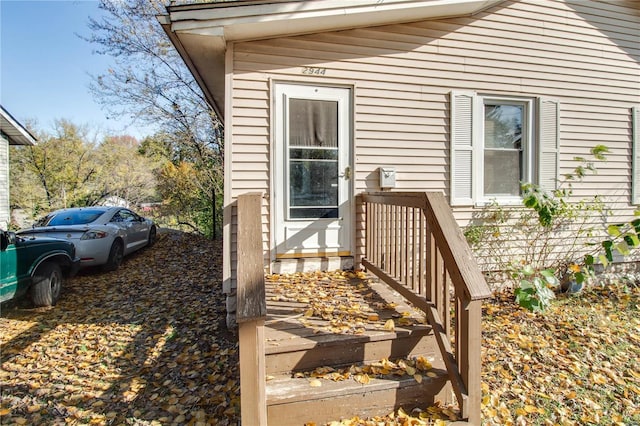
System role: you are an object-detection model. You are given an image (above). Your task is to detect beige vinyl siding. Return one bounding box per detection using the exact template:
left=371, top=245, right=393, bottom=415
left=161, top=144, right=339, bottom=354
left=0, top=135, right=9, bottom=230
left=632, top=106, right=640, bottom=204
left=227, top=0, right=640, bottom=271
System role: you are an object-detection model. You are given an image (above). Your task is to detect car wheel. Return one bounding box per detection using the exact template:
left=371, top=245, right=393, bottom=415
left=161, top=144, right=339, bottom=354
left=31, top=262, right=63, bottom=307
left=148, top=226, right=157, bottom=247
left=104, top=239, right=124, bottom=271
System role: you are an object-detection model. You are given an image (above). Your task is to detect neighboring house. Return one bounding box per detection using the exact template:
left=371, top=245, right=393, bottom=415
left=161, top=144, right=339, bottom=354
left=100, top=196, right=130, bottom=208
left=0, top=106, right=36, bottom=230
left=160, top=0, right=640, bottom=304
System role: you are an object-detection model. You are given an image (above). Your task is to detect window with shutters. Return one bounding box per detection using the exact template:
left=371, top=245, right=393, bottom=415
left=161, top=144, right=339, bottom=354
left=450, top=91, right=559, bottom=206
left=483, top=98, right=531, bottom=200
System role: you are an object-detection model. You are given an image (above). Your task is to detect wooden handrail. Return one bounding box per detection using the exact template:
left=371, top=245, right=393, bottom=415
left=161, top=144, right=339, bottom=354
left=236, top=192, right=267, bottom=425
left=359, top=192, right=491, bottom=301
left=358, top=191, right=491, bottom=424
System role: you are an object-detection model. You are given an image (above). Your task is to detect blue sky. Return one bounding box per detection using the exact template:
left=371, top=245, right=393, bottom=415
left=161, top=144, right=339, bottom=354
left=1, top=0, right=153, bottom=140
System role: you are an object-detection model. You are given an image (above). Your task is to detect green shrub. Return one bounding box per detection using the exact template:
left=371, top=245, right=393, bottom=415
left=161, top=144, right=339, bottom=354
left=465, top=145, right=640, bottom=312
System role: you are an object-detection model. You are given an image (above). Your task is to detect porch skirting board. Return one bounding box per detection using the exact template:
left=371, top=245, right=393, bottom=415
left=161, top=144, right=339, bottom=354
left=271, top=256, right=354, bottom=274
left=226, top=290, right=237, bottom=330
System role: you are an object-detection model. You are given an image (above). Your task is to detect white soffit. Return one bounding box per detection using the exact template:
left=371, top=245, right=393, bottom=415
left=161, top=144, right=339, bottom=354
left=0, top=106, right=36, bottom=146
left=168, top=0, right=504, bottom=41
left=161, top=0, right=504, bottom=120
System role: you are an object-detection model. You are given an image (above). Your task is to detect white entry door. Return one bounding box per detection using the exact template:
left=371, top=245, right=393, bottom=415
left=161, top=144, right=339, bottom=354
left=274, top=84, right=352, bottom=258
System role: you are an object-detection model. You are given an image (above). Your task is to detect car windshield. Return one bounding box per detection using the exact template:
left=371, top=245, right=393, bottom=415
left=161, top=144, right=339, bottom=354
left=40, top=210, right=105, bottom=226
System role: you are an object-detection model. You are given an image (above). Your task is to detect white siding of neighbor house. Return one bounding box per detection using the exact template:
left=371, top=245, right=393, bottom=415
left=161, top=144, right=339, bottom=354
left=226, top=0, right=640, bottom=274
left=0, top=134, right=9, bottom=230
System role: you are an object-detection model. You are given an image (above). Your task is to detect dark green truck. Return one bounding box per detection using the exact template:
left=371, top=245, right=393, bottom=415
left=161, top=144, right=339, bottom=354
left=1, top=230, right=79, bottom=307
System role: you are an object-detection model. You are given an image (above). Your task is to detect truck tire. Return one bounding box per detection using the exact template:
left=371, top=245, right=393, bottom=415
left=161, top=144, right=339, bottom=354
left=147, top=226, right=157, bottom=247
left=31, top=262, right=63, bottom=307
left=103, top=239, right=124, bottom=271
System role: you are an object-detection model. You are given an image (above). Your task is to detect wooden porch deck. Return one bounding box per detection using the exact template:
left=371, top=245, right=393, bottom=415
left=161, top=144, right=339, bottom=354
left=236, top=192, right=491, bottom=425
left=264, top=271, right=435, bottom=360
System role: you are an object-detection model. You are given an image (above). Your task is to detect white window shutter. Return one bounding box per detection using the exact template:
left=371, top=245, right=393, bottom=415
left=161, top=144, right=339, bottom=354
left=632, top=106, right=640, bottom=205
left=450, top=91, right=475, bottom=206
left=537, top=98, right=560, bottom=191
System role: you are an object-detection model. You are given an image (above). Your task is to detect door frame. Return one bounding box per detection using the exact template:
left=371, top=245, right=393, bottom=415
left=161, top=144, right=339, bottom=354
left=270, top=81, right=354, bottom=261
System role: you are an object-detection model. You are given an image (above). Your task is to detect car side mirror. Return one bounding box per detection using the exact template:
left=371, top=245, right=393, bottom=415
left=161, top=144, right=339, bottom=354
left=1, top=231, right=15, bottom=251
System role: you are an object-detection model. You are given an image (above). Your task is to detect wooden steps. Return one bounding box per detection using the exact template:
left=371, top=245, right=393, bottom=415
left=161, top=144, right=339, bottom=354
left=236, top=193, right=487, bottom=425
left=263, top=274, right=454, bottom=425
left=266, top=317, right=436, bottom=374
left=266, top=369, right=449, bottom=425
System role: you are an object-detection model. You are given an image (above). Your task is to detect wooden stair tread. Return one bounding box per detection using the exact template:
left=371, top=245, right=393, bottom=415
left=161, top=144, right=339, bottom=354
left=265, top=324, right=432, bottom=355
left=266, top=368, right=449, bottom=405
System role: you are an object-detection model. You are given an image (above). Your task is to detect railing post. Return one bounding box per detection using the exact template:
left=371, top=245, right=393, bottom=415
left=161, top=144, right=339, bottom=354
left=237, top=193, right=267, bottom=426
left=457, top=298, right=483, bottom=425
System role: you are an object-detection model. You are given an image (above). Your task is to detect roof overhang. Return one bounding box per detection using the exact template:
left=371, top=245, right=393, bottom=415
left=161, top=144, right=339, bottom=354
left=159, top=0, right=503, bottom=120
left=0, top=106, right=36, bottom=146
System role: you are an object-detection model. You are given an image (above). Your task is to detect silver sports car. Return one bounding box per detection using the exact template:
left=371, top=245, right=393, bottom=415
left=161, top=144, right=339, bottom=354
left=18, top=206, right=157, bottom=271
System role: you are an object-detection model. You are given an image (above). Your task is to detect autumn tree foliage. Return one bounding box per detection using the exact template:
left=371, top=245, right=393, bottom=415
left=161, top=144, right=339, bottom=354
left=9, top=121, right=158, bottom=222
left=84, top=0, right=222, bottom=237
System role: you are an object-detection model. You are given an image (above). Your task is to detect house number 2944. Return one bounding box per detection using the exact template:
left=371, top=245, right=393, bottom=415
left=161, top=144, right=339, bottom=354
left=302, top=67, right=327, bottom=75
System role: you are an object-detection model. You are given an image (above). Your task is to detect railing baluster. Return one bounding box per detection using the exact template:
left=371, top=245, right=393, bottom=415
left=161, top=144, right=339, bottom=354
left=398, top=205, right=403, bottom=280
left=376, top=202, right=381, bottom=266
left=418, top=209, right=425, bottom=297
left=404, top=206, right=410, bottom=288
left=380, top=202, right=384, bottom=267
left=370, top=202, right=376, bottom=266
left=435, top=248, right=444, bottom=321
left=399, top=205, right=402, bottom=280
left=391, top=204, right=397, bottom=278
left=427, top=226, right=437, bottom=303
left=409, top=207, right=416, bottom=292
left=443, top=269, right=451, bottom=339
left=365, top=201, right=370, bottom=265
left=373, top=202, right=379, bottom=266
left=425, top=223, right=431, bottom=300
left=393, top=204, right=399, bottom=279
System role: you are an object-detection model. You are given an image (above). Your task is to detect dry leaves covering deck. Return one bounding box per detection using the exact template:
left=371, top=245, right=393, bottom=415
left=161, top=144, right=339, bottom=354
left=1, top=231, right=639, bottom=425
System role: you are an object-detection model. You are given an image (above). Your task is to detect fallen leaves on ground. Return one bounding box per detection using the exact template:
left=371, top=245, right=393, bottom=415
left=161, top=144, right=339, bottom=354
left=0, top=230, right=239, bottom=425
left=481, top=282, right=640, bottom=425
left=2, top=243, right=639, bottom=425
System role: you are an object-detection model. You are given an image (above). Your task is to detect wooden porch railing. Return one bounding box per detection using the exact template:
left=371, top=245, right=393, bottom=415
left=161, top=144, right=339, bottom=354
left=236, top=192, right=267, bottom=426
left=358, top=192, right=492, bottom=425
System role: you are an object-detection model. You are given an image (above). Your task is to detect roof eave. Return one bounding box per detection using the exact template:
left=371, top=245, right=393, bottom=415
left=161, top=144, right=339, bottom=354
left=168, top=0, right=503, bottom=41
left=0, top=106, right=37, bottom=146
left=158, top=16, right=224, bottom=121
left=161, top=0, right=504, bottom=119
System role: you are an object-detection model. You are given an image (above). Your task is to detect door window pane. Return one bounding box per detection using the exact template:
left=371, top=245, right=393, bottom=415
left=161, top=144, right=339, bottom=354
left=288, top=98, right=339, bottom=219
left=289, top=99, right=338, bottom=148
left=290, top=161, right=338, bottom=206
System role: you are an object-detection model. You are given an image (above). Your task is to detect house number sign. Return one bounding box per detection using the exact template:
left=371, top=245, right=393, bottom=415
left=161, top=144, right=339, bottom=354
left=301, top=67, right=327, bottom=75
